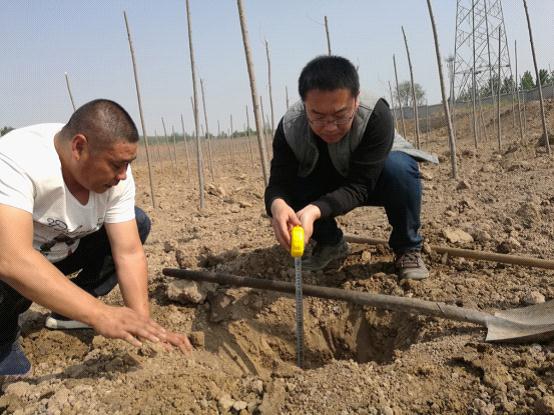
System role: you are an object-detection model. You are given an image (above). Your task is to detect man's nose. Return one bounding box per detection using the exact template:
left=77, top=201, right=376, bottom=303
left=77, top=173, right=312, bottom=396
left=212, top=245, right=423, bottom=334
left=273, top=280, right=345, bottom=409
left=323, top=121, right=338, bottom=132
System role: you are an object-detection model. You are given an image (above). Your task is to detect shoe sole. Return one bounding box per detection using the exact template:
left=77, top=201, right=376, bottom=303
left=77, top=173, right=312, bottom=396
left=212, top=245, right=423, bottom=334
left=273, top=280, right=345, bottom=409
left=45, top=317, right=91, bottom=330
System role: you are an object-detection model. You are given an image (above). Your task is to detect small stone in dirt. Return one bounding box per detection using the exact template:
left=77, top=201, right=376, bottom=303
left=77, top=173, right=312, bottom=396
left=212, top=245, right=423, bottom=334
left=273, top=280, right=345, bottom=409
left=442, top=228, right=474, bottom=244
left=516, top=202, right=540, bottom=225
left=422, top=241, right=432, bottom=255
left=189, top=331, right=205, bottom=349
left=420, top=171, right=433, bottom=180
left=472, top=229, right=492, bottom=243
left=534, top=395, right=554, bottom=415
left=522, top=291, right=545, bottom=305
left=166, top=280, right=217, bottom=305
left=163, top=240, right=176, bottom=253
left=239, top=201, right=253, bottom=208
left=251, top=379, right=264, bottom=395
left=138, top=341, right=166, bottom=357
left=198, top=247, right=240, bottom=267
left=208, top=292, right=235, bottom=322
left=473, top=398, right=495, bottom=415
left=3, top=382, right=32, bottom=398
left=218, top=394, right=234, bottom=412
left=361, top=250, right=371, bottom=262
left=456, top=180, right=471, bottom=190
left=481, top=164, right=495, bottom=173
left=233, top=400, right=248, bottom=411
left=175, top=249, right=195, bottom=269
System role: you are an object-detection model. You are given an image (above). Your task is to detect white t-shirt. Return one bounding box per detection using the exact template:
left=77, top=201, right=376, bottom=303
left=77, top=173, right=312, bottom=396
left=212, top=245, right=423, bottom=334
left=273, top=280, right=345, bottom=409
left=0, top=123, right=136, bottom=263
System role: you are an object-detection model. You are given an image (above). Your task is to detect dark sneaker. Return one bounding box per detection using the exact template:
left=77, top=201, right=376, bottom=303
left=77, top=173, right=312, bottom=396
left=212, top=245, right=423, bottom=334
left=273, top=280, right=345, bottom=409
left=302, top=238, right=349, bottom=271
left=45, top=313, right=91, bottom=330
left=395, top=250, right=429, bottom=280
left=0, top=342, right=31, bottom=378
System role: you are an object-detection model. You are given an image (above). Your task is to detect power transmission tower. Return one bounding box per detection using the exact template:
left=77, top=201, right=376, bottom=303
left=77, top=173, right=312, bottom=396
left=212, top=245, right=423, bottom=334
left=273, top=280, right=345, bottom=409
left=453, top=0, right=513, bottom=101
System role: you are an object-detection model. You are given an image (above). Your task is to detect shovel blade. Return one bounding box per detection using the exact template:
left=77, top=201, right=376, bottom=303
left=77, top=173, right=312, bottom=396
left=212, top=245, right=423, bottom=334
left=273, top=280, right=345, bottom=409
left=486, top=300, right=554, bottom=343
left=494, top=299, right=554, bottom=325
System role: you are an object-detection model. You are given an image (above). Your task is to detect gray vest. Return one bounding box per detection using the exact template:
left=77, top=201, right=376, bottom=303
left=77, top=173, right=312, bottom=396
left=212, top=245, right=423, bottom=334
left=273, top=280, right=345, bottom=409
left=282, top=97, right=438, bottom=178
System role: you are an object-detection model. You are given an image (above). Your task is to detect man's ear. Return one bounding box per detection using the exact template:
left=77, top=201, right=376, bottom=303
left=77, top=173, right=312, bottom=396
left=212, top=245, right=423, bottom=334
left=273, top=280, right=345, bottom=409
left=70, top=134, right=88, bottom=161
left=355, top=92, right=361, bottom=108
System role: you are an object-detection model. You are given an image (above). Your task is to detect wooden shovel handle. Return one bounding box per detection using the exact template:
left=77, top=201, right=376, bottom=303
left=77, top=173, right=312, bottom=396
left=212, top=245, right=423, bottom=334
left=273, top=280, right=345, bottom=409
left=344, top=235, right=554, bottom=270
left=162, top=268, right=491, bottom=326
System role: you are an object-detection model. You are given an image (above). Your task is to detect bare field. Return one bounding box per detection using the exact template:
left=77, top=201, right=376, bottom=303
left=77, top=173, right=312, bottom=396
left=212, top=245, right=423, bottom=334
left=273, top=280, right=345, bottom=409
left=1, top=101, right=554, bottom=414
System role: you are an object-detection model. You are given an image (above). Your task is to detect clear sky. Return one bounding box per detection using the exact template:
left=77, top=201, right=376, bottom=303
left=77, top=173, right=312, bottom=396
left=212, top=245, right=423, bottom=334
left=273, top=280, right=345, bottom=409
left=1, top=0, right=552, bottom=135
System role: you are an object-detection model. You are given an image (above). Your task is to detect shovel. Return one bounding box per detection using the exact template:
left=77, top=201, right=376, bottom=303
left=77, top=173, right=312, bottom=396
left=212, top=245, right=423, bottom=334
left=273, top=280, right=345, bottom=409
left=162, top=268, right=554, bottom=344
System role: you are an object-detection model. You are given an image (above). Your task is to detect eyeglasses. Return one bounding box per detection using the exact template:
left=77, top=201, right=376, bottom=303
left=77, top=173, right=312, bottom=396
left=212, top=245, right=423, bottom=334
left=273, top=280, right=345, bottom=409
left=306, top=107, right=356, bottom=128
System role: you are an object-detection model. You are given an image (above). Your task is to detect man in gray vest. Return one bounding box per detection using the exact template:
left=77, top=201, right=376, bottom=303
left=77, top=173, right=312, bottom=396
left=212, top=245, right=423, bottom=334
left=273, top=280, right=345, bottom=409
left=264, top=55, right=437, bottom=280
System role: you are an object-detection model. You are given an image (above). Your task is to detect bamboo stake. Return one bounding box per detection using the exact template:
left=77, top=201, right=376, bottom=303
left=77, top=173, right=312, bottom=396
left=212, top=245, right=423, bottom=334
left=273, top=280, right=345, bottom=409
left=471, top=1, right=479, bottom=148
left=260, top=95, right=271, bottom=161
left=154, top=129, right=163, bottom=170
left=180, top=114, right=192, bottom=180
left=324, top=16, right=331, bottom=55
left=161, top=117, right=176, bottom=174
left=246, top=104, right=255, bottom=163
left=265, top=40, right=275, bottom=134
left=285, top=86, right=290, bottom=109
left=514, top=41, right=524, bottom=143
left=237, top=0, right=270, bottom=184
left=185, top=0, right=205, bottom=209
left=401, top=26, right=420, bottom=149
left=523, top=0, right=550, bottom=153
left=123, top=11, right=156, bottom=208
left=497, top=27, right=502, bottom=151
left=64, top=72, right=76, bottom=111
left=426, top=100, right=431, bottom=142
left=229, top=114, right=236, bottom=166
left=171, top=125, right=179, bottom=174
left=426, top=0, right=457, bottom=179
left=478, top=93, right=490, bottom=142
left=393, top=54, right=407, bottom=138
left=522, top=93, right=528, bottom=135
left=388, top=81, right=398, bottom=130
left=199, top=78, right=215, bottom=181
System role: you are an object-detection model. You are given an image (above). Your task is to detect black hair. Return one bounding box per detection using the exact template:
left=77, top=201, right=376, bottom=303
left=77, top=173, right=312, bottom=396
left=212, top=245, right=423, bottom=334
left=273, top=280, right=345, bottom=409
left=60, top=99, right=139, bottom=150
left=298, top=55, right=360, bottom=101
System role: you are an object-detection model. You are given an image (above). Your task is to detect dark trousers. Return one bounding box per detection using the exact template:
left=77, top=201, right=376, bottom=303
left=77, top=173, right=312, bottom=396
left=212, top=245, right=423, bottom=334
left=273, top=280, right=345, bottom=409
left=291, top=151, right=423, bottom=253
left=0, top=207, right=151, bottom=346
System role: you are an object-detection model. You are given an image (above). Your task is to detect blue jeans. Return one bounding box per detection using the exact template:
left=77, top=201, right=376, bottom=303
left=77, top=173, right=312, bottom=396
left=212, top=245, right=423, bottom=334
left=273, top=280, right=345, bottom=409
left=0, top=207, right=151, bottom=345
left=294, top=152, right=423, bottom=253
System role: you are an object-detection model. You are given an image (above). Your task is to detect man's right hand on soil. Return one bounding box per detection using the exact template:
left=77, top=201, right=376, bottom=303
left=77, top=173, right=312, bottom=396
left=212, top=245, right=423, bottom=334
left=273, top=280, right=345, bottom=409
left=270, top=198, right=301, bottom=249
left=90, top=304, right=193, bottom=353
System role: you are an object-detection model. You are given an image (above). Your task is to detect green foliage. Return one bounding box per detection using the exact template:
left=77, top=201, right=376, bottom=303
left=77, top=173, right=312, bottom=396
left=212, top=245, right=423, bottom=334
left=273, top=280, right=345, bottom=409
left=395, top=81, right=426, bottom=108
left=538, top=69, right=551, bottom=86
left=520, top=70, right=535, bottom=90
left=0, top=126, right=14, bottom=136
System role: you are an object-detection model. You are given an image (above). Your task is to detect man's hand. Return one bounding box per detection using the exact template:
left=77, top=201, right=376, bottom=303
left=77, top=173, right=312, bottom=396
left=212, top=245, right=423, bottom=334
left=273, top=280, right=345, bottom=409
left=270, top=198, right=301, bottom=249
left=90, top=304, right=193, bottom=353
left=296, top=204, right=321, bottom=244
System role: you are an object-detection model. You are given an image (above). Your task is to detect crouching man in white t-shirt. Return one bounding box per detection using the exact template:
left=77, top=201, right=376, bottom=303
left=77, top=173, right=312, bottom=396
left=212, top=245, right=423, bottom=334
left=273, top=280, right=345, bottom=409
left=0, top=99, right=192, bottom=378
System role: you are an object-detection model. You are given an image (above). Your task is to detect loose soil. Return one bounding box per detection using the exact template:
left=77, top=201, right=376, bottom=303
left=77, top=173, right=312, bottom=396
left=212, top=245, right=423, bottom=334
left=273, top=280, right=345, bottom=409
left=1, top=101, right=553, bottom=414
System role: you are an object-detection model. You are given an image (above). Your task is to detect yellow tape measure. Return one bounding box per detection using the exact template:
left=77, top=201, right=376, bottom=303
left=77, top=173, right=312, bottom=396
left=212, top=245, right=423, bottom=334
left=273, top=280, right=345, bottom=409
left=290, top=225, right=305, bottom=258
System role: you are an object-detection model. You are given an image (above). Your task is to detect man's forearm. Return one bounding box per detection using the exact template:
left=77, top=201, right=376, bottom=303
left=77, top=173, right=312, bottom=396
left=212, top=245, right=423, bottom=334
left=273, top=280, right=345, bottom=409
left=0, top=249, right=105, bottom=326
left=114, top=252, right=150, bottom=317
